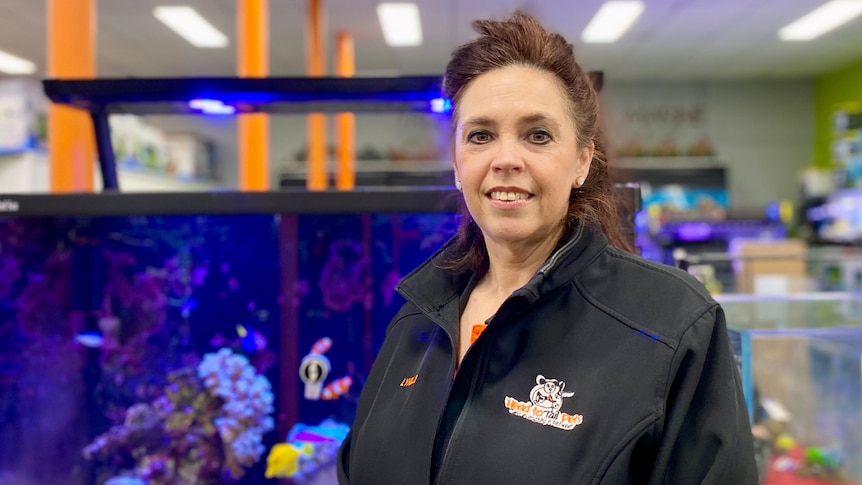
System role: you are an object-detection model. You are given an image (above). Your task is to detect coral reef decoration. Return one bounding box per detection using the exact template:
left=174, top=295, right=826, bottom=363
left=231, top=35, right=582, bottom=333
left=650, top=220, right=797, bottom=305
left=198, top=349, right=275, bottom=475
left=90, top=250, right=181, bottom=427
left=15, top=251, right=76, bottom=339
left=264, top=419, right=350, bottom=483
left=82, top=349, right=274, bottom=485
left=318, top=239, right=370, bottom=312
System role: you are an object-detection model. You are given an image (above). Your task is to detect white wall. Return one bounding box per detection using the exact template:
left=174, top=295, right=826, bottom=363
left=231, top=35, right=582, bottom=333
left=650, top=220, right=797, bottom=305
left=0, top=152, right=49, bottom=193
left=602, top=80, right=815, bottom=210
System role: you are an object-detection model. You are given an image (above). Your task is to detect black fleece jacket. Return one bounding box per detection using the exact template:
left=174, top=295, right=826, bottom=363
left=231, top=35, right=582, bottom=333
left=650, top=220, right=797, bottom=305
left=338, top=226, right=757, bottom=484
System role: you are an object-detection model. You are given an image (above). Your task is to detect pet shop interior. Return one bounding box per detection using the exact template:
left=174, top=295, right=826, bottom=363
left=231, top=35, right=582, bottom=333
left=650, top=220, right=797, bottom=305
left=1, top=1, right=861, bottom=484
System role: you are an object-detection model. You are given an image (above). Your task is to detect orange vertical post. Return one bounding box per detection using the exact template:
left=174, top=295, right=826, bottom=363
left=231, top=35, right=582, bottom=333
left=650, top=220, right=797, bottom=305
left=47, top=0, right=96, bottom=192
left=306, top=0, right=328, bottom=190
left=334, top=31, right=355, bottom=191
left=238, top=0, right=270, bottom=191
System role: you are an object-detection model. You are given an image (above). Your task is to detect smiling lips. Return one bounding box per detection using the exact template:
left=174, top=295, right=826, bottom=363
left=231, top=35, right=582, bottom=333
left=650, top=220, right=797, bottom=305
left=488, top=190, right=532, bottom=201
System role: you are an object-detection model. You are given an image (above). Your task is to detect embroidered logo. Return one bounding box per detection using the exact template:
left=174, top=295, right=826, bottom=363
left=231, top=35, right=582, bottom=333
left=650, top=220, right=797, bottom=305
left=399, top=374, right=418, bottom=387
left=504, top=374, right=584, bottom=430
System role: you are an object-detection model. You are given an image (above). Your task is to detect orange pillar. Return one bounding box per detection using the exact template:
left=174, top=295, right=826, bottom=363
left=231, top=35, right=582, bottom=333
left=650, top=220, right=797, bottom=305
left=238, top=0, right=270, bottom=191
left=306, top=0, right=328, bottom=190
left=47, top=0, right=96, bottom=192
left=334, top=31, right=355, bottom=191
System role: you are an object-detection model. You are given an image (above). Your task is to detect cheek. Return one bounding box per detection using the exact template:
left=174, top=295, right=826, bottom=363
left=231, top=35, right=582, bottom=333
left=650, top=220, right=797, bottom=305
left=455, top=152, right=482, bottom=178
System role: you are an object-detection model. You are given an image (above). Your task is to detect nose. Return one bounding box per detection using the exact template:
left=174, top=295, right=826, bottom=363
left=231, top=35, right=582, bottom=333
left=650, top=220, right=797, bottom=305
left=490, top=137, right=525, bottom=173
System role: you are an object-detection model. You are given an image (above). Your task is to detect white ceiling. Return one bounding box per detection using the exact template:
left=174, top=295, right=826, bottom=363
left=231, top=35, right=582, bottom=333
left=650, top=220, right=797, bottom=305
left=0, top=0, right=860, bottom=82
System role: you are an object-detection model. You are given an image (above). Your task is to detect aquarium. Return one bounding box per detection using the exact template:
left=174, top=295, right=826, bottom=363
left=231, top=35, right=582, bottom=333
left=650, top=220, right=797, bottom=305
left=717, top=293, right=862, bottom=485
left=0, top=189, right=459, bottom=485
left=7, top=188, right=853, bottom=485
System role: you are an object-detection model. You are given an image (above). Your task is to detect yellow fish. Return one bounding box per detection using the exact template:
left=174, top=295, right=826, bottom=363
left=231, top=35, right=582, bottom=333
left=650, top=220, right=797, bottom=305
left=264, top=442, right=314, bottom=478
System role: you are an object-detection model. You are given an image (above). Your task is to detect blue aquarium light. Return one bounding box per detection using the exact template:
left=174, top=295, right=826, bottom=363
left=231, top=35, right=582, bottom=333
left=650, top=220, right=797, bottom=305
left=429, top=97, right=452, bottom=114
left=189, top=98, right=236, bottom=115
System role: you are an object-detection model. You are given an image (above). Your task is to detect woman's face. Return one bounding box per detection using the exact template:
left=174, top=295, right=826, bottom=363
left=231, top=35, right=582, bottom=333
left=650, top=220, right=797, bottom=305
left=453, top=64, right=593, bottom=251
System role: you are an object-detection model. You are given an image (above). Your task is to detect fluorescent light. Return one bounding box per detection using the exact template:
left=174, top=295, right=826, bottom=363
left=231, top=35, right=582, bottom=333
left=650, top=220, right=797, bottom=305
left=581, top=1, right=645, bottom=43
left=779, top=0, right=862, bottom=41
left=377, top=3, right=423, bottom=46
left=0, top=49, right=36, bottom=74
left=153, top=6, right=228, bottom=48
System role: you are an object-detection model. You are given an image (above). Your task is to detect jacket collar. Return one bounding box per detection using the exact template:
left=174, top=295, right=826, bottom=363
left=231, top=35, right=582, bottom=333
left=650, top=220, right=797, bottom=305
left=396, top=225, right=609, bottom=340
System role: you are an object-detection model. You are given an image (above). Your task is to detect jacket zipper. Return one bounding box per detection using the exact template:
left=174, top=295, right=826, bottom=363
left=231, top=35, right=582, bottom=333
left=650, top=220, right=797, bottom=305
left=434, top=322, right=495, bottom=485
left=400, top=281, right=547, bottom=483
left=432, top=290, right=551, bottom=484
left=435, top=292, right=533, bottom=484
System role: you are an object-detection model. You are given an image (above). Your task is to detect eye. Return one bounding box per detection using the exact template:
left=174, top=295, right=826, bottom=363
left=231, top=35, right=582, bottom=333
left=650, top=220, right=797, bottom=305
left=467, top=130, right=492, bottom=144
left=528, top=129, right=553, bottom=145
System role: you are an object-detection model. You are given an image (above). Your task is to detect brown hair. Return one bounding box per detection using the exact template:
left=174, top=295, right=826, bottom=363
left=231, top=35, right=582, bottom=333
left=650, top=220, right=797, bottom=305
left=440, top=11, right=634, bottom=275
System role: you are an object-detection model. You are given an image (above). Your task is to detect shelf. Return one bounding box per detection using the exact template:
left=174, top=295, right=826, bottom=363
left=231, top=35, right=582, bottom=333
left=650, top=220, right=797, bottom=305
left=0, top=187, right=462, bottom=217
left=42, top=76, right=445, bottom=115
left=41, top=76, right=448, bottom=191
left=613, top=156, right=723, bottom=169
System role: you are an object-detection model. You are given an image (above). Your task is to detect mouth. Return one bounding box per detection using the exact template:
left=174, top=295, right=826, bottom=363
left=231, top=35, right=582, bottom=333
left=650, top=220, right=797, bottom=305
left=486, top=188, right=534, bottom=202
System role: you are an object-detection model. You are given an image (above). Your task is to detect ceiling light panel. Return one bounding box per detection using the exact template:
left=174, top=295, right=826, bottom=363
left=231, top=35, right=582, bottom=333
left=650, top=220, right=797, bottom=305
left=377, top=3, right=423, bottom=47
left=581, top=0, right=645, bottom=44
left=153, top=6, right=229, bottom=48
left=779, top=0, right=862, bottom=41
left=0, top=49, right=36, bottom=75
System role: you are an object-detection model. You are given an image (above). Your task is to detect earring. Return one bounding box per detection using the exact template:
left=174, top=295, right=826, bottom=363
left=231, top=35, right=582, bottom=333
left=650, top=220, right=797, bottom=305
left=576, top=176, right=585, bottom=187
left=455, top=180, right=462, bottom=191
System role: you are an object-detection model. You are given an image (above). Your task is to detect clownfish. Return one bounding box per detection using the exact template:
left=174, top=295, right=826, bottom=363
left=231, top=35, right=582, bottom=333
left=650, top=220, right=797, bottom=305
left=321, top=375, right=353, bottom=400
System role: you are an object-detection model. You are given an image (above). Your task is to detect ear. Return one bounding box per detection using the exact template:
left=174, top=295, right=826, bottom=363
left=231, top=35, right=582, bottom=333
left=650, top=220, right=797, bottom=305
left=573, top=143, right=594, bottom=189
left=536, top=375, right=546, bottom=385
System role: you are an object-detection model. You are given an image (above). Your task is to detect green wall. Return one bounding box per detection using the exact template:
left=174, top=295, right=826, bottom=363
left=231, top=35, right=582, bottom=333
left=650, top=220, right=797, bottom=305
left=814, top=58, right=862, bottom=168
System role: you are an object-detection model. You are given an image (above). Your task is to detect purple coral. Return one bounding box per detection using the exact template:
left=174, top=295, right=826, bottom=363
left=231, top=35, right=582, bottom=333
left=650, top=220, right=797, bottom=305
left=318, top=239, right=370, bottom=312
left=197, top=349, right=275, bottom=469
left=83, top=349, right=274, bottom=484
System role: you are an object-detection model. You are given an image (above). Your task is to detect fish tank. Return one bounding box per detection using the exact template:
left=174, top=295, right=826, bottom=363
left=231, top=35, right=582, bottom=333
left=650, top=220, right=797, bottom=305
left=7, top=187, right=859, bottom=485
left=717, top=290, right=862, bottom=484
left=0, top=189, right=462, bottom=485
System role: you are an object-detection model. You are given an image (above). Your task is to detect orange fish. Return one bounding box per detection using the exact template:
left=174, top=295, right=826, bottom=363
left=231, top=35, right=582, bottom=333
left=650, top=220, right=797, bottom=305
left=311, top=337, right=332, bottom=355
left=321, top=376, right=352, bottom=400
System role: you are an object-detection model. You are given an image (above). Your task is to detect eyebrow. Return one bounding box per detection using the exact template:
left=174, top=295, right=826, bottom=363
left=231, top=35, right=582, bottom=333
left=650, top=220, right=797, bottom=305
left=461, top=112, right=559, bottom=130
left=521, top=112, right=557, bottom=125
left=461, top=116, right=496, bottom=130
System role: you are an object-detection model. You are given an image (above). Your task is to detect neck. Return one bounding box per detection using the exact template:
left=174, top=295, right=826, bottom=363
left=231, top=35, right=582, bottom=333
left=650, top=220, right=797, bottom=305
left=480, top=228, right=563, bottom=298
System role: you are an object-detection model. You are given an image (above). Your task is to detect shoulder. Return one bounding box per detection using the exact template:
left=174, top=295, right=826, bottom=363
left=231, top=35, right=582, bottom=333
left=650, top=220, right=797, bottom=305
left=573, top=246, right=718, bottom=345
left=386, top=302, right=426, bottom=335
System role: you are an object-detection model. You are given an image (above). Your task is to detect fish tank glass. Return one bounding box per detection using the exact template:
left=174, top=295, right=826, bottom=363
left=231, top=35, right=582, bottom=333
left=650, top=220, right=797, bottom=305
left=718, top=291, right=862, bottom=485
left=672, top=241, right=862, bottom=484
left=0, top=190, right=460, bottom=485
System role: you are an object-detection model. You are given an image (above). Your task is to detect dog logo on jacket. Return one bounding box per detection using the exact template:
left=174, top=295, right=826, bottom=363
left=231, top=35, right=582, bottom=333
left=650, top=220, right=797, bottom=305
left=504, top=374, right=584, bottom=431
left=529, top=375, right=575, bottom=419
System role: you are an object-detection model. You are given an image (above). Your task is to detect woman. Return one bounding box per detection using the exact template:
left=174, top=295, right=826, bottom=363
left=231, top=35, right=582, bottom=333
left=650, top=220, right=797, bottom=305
left=338, top=11, right=757, bottom=484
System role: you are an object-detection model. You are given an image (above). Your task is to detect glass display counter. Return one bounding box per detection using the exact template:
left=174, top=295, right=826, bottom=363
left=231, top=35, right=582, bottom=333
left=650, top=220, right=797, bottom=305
left=719, top=291, right=862, bottom=484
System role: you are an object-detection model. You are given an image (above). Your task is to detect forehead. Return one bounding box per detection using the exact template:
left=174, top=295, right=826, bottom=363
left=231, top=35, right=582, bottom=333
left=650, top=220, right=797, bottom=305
left=456, top=65, right=573, bottom=126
